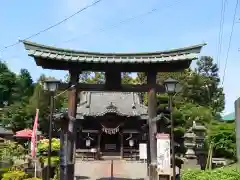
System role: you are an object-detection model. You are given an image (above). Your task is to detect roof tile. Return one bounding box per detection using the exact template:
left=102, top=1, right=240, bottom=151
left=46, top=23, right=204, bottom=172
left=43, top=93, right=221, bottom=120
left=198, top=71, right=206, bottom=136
left=23, top=40, right=206, bottom=64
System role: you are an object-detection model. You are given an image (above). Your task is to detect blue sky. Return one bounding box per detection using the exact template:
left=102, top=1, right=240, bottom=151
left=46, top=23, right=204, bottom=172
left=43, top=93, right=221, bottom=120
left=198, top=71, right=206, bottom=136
left=0, top=0, right=239, bottom=115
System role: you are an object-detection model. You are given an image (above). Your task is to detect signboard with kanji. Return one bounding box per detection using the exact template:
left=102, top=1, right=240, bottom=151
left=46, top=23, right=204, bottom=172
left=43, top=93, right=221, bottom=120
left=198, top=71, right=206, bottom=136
left=156, top=133, right=171, bottom=174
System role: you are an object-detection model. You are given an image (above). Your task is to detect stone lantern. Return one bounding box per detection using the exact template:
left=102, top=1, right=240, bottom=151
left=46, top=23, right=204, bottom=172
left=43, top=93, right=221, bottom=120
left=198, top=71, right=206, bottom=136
left=184, top=129, right=196, bottom=159
left=192, top=121, right=206, bottom=154
left=192, top=121, right=207, bottom=170
left=183, top=121, right=207, bottom=170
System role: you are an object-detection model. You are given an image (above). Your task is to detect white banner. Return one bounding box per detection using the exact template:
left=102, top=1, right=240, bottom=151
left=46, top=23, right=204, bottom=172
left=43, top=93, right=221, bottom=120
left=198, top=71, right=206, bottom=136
left=156, top=133, right=171, bottom=174
left=139, top=143, right=147, bottom=160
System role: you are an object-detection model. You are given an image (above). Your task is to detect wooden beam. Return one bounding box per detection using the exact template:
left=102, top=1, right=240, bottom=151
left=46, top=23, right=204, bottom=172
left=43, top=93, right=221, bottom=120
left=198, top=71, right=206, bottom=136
left=58, top=83, right=165, bottom=92
left=105, top=71, right=121, bottom=89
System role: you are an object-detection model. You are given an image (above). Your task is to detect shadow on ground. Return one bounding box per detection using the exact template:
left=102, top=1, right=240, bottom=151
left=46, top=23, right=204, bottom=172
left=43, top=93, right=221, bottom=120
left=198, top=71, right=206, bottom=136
left=75, top=176, right=90, bottom=179
left=97, top=178, right=144, bottom=180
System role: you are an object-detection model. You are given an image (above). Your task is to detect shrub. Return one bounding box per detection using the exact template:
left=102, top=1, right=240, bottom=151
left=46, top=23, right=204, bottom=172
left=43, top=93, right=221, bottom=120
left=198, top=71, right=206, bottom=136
left=37, top=138, right=60, bottom=154
left=0, top=168, right=10, bottom=179
left=52, top=165, right=59, bottom=180
left=0, top=140, right=26, bottom=161
left=182, top=168, right=240, bottom=180
left=207, top=122, right=236, bottom=160
left=39, top=156, right=59, bottom=167
left=24, top=178, right=41, bottom=180
left=2, top=170, right=28, bottom=180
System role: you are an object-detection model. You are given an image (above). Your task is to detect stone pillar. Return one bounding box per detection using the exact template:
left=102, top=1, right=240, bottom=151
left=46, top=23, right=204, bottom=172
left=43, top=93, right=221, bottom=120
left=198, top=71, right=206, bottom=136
left=235, top=98, right=240, bottom=162
left=147, top=71, right=158, bottom=180
left=66, top=70, right=79, bottom=180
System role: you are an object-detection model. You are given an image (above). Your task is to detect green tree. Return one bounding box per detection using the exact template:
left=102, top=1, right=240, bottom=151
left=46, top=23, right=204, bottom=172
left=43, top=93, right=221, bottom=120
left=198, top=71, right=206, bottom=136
left=196, top=56, right=225, bottom=114
left=26, top=75, right=66, bottom=135
left=0, top=66, right=34, bottom=132
left=121, top=72, right=133, bottom=84
left=0, top=61, right=16, bottom=107
left=179, top=57, right=224, bottom=116
left=207, top=121, right=236, bottom=159
left=1, top=102, right=31, bottom=132
left=11, top=69, right=34, bottom=103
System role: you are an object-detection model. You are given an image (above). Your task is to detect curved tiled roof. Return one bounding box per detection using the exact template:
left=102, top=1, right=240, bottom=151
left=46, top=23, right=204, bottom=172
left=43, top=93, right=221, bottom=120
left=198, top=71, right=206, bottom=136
left=23, top=40, right=206, bottom=64
left=77, top=92, right=147, bottom=118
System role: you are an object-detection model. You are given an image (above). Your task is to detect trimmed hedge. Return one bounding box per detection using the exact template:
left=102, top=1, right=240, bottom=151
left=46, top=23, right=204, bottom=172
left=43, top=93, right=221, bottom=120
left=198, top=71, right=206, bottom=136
left=182, top=168, right=240, bottom=180
left=1, top=170, right=28, bottom=180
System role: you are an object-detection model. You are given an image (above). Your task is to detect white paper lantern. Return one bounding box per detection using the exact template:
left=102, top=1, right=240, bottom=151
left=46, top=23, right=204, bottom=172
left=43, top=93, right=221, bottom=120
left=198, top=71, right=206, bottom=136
left=129, top=139, right=134, bottom=147
left=86, top=139, right=91, bottom=147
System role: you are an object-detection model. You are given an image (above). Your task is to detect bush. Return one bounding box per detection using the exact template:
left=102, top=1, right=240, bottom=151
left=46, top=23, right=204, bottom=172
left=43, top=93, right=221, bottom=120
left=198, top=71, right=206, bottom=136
left=37, top=139, right=60, bottom=154
left=0, top=140, right=26, bottom=161
left=207, top=122, right=236, bottom=160
left=52, top=165, right=59, bottom=180
left=2, top=170, right=28, bottom=180
left=42, top=156, right=59, bottom=167
left=24, top=178, right=41, bottom=180
left=182, top=168, right=240, bottom=180
left=0, top=168, right=10, bottom=179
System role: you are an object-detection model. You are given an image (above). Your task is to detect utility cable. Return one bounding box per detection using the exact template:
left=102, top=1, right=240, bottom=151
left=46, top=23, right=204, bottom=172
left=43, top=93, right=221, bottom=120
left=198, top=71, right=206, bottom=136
left=58, top=8, right=158, bottom=45
left=2, top=0, right=181, bottom=65
left=216, top=0, right=227, bottom=70
left=222, top=0, right=239, bottom=85
left=56, top=0, right=181, bottom=46
left=54, top=85, right=75, bottom=99
left=2, top=0, right=181, bottom=61
left=0, top=0, right=103, bottom=52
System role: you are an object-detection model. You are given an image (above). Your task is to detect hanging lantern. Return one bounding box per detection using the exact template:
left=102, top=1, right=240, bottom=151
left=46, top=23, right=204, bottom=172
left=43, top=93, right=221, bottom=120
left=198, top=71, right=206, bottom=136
left=129, top=139, right=134, bottom=147
left=86, top=139, right=91, bottom=147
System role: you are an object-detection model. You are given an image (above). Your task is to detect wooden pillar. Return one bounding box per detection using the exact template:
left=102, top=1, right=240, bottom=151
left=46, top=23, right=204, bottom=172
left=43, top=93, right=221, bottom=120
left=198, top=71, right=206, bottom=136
left=120, top=133, right=123, bottom=159
left=147, top=71, right=158, bottom=179
left=235, top=98, right=240, bottom=162
left=66, top=70, right=80, bottom=180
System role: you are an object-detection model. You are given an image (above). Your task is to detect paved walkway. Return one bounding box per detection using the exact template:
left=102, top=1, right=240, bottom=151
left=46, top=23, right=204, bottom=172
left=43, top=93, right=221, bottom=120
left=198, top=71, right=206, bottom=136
left=74, top=160, right=148, bottom=180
